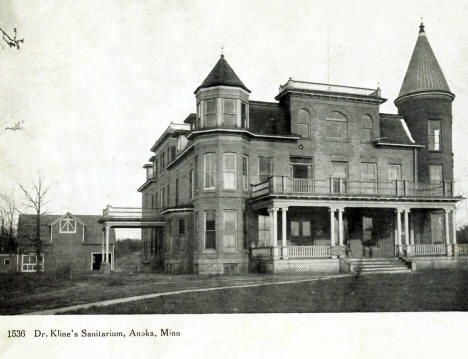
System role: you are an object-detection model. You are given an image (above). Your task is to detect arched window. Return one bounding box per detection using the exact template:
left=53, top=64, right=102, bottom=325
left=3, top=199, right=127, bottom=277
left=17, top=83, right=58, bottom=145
left=297, top=109, right=311, bottom=137
left=326, top=111, right=348, bottom=140
left=361, top=115, right=373, bottom=142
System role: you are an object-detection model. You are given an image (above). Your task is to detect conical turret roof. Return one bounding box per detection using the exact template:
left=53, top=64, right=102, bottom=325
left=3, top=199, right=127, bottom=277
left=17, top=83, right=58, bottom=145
left=195, top=55, right=250, bottom=93
left=397, top=23, right=451, bottom=99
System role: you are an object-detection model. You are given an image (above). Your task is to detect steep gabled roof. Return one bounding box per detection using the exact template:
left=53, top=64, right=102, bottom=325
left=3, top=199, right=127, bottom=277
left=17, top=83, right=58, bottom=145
left=195, top=55, right=250, bottom=93
left=378, top=113, right=418, bottom=146
left=398, top=23, right=451, bottom=99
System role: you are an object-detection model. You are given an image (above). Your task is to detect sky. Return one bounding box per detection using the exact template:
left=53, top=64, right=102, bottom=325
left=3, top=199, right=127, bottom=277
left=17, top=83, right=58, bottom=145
left=1, top=0, right=468, bottom=238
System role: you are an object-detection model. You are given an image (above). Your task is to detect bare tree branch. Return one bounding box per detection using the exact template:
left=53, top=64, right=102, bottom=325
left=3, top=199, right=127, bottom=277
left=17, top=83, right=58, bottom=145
left=0, top=27, right=24, bottom=50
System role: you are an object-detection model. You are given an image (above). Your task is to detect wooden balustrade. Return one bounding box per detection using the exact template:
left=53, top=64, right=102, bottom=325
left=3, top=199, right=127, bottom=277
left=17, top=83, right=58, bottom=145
left=408, top=244, right=447, bottom=256
left=455, top=244, right=468, bottom=256
left=251, top=176, right=456, bottom=199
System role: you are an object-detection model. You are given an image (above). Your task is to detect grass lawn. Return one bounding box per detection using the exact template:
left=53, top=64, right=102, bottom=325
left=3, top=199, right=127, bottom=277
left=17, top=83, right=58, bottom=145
left=69, top=268, right=468, bottom=314
left=2, top=268, right=468, bottom=314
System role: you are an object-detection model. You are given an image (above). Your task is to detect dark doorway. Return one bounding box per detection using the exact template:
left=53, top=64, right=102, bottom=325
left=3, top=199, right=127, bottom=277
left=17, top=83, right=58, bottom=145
left=92, top=253, right=102, bottom=270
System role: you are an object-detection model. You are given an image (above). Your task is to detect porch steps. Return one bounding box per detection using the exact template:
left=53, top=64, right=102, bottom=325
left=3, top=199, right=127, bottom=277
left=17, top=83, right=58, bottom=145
left=345, top=258, right=411, bottom=274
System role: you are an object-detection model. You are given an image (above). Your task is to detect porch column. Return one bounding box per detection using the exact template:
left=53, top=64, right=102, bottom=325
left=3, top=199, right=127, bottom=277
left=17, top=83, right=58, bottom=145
left=404, top=209, right=410, bottom=245
left=281, top=207, right=288, bottom=247
left=269, top=208, right=278, bottom=247
left=451, top=209, right=457, bottom=245
left=444, top=209, right=452, bottom=256
left=444, top=209, right=450, bottom=245
left=101, top=230, right=105, bottom=262
left=329, top=208, right=336, bottom=247
left=396, top=209, right=402, bottom=255
left=338, top=208, right=344, bottom=246
left=105, top=225, right=110, bottom=263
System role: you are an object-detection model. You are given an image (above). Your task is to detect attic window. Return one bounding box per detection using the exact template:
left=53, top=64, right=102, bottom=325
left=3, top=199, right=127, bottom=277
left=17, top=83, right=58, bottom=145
left=60, top=218, right=76, bottom=233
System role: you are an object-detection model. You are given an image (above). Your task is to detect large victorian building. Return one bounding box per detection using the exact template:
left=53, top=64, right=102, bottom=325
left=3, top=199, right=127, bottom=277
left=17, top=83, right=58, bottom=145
left=137, top=24, right=465, bottom=275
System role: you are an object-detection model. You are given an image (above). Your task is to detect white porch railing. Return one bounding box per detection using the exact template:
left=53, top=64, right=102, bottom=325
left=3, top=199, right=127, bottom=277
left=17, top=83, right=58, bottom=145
left=455, top=244, right=468, bottom=256
left=407, top=244, right=447, bottom=256
left=288, top=245, right=331, bottom=258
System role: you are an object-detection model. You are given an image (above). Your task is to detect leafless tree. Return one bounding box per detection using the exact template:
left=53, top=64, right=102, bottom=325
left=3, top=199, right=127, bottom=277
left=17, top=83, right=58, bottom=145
left=0, top=27, right=23, bottom=49
left=0, top=120, right=24, bottom=136
left=18, top=176, right=51, bottom=272
left=0, top=193, right=17, bottom=252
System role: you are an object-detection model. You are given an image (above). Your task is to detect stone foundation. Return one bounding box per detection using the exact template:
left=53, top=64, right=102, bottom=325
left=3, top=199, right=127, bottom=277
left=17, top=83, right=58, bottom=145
left=405, top=256, right=468, bottom=270
left=250, top=258, right=341, bottom=274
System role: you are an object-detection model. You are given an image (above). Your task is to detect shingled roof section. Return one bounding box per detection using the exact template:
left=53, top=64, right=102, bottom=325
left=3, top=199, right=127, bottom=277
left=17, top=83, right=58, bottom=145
left=195, top=55, right=250, bottom=93
left=379, top=113, right=416, bottom=145
left=17, top=213, right=116, bottom=247
left=398, top=23, right=451, bottom=99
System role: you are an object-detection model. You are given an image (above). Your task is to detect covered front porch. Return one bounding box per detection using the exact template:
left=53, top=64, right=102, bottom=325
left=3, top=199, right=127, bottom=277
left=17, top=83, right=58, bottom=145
left=249, top=198, right=464, bottom=273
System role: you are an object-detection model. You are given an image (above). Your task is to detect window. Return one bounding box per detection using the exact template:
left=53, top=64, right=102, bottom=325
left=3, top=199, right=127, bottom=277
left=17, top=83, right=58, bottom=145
left=170, top=146, right=176, bottom=161
left=258, top=215, right=270, bottom=246
left=59, top=218, right=76, bottom=233
left=205, top=210, right=216, bottom=249
left=297, top=109, right=311, bottom=137
left=258, top=157, right=272, bottom=183
left=150, top=229, right=155, bottom=254
left=331, top=161, right=348, bottom=193
left=223, top=153, right=237, bottom=190
left=290, top=157, right=313, bottom=179
left=160, top=187, right=164, bottom=208
left=189, top=169, right=194, bottom=199
left=361, top=162, right=378, bottom=194
left=361, top=163, right=377, bottom=182
left=326, top=112, right=348, bottom=140
left=242, top=155, right=249, bottom=191
left=194, top=156, right=198, bottom=193
left=179, top=219, right=185, bottom=236
left=204, top=99, right=217, bottom=127
left=196, top=102, right=201, bottom=128
left=204, top=153, right=216, bottom=190
left=223, top=99, right=236, bottom=127
left=166, top=184, right=170, bottom=207
left=4, top=259, right=10, bottom=266
left=361, top=115, right=373, bottom=142
left=243, top=212, right=248, bottom=249
left=22, top=254, right=44, bottom=272
left=161, top=152, right=166, bottom=172
left=389, top=164, right=402, bottom=181
left=175, top=178, right=179, bottom=206
left=291, top=221, right=311, bottom=237
left=430, top=165, right=443, bottom=184
left=429, top=120, right=441, bottom=151
left=241, top=102, right=248, bottom=128
left=223, top=211, right=237, bottom=249
left=153, top=158, right=158, bottom=179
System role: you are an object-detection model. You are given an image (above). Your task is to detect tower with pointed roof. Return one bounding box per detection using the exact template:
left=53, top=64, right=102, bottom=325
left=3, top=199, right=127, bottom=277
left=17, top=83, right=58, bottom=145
left=194, top=54, right=250, bottom=130
left=395, top=23, right=455, bottom=184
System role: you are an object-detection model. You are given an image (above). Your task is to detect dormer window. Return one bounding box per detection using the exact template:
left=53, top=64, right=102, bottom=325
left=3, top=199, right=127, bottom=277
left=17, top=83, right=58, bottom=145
left=204, top=99, right=217, bottom=127
left=223, top=99, right=236, bottom=127
left=60, top=218, right=76, bottom=233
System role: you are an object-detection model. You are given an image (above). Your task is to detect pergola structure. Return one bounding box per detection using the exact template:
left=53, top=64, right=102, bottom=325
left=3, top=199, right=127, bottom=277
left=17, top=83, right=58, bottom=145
left=99, top=206, right=165, bottom=267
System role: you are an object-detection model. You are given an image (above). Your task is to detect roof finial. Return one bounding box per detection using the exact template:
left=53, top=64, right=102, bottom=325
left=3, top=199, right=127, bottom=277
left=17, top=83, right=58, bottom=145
left=221, top=45, right=224, bottom=58
left=419, top=18, right=425, bottom=33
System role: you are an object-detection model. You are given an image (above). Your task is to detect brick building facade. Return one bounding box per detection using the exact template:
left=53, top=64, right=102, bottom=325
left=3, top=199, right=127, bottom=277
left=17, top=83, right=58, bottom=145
left=138, top=23, right=465, bottom=275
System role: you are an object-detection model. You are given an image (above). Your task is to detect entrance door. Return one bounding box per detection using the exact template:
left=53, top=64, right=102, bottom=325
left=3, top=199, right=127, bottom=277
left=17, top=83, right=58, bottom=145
left=92, top=253, right=102, bottom=270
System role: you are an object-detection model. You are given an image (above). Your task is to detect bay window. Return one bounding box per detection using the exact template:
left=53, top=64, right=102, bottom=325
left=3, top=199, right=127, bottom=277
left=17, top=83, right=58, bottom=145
left=204, top=153, right=216, bottom=190
left=223, top=153, right=237, bottom=190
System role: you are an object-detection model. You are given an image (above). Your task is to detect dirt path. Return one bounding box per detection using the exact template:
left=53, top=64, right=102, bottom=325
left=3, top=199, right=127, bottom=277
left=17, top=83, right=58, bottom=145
left=26, top=274, right=351, bottom=315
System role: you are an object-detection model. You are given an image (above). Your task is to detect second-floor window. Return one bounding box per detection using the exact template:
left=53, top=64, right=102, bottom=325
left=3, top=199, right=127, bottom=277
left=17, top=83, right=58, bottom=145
left=388, top=164, right=402, bottom=181
left=242, top=155, right=249, bottom=191
left=189, top=169, right=194, bottom=199
left=258, top=157, right=272, bottom=183
left=326, top=112, right=348, bottom=141
left=175, top=178, right=179, bottom=206
left=223, top=99, right=236, bottom=127
left=331, top=161, right=348, bottom=193
left=204, top=153, right=216, bottom=190
left=428, top=119, right=441, bottom=151
left=241, top=102, right=248, bottom=128
left=223, top=153, right=237, bottom=190
left=429, top=165, right=443, bottom=184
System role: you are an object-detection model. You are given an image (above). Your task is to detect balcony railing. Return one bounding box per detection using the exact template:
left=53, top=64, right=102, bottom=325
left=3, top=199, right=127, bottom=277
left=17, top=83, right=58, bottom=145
left=278, top=79, right=381, bottom=98
left=251, top=176, right=455, bottom=199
